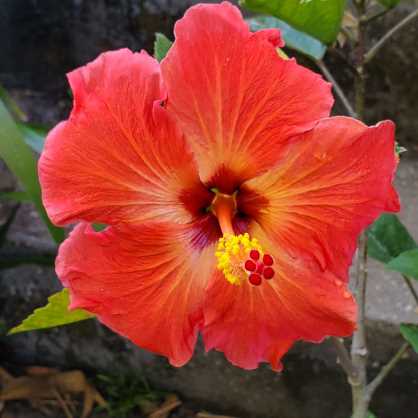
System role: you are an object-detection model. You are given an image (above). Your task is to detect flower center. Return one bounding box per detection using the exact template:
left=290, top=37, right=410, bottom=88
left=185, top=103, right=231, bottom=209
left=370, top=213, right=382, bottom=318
left=211, top=192, right=275, bottom=286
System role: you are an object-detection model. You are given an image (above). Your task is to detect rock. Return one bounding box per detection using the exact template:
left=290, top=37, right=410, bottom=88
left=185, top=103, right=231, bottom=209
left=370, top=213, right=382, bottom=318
left=366, top=159, right=418, bottom=325
left=0, top=0, right=230, bottom=91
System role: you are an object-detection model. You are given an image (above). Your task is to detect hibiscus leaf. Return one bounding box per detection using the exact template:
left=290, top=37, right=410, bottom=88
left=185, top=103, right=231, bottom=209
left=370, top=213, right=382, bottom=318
left=92, top=223, right=107, bottom=232
left=18, top=122, right=47, bottom=154
left=400, top=324, right=418, bottom=353
left=9, top=289, right=94, bottom=334
left=386, top=249, right=418, bottom=280
left=396, top=143, right=407, bottom=155
left=247, top=16, right=326, bottom=60
left=240, top=0, right=347, bottom=44
left=378, top=0, right=401, bottom=8
left=154, top=33, right=173, bottom=62
left=0, top=83, right=27, bottom=122
left=0, top=191, right=30, bottom=202
left=367, top=214, right=417, bottom=263
left=0, top=100, right=64, bottom=244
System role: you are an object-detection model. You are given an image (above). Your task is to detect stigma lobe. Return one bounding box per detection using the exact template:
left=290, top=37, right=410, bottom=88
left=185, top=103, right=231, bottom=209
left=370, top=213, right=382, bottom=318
left=245, top=249, right=276, bottom=284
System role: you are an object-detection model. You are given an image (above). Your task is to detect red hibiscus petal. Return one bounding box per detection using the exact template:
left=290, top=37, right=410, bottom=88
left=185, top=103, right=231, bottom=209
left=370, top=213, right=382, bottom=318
left=202, top=226, right=356, bottom=371
left=57, top=222, right=216, bottom=367
left=39, top=48, right=210, bottom=226
left=239, top=117, right=400, bottom=280
left=161, top=2, right=333, bottom=190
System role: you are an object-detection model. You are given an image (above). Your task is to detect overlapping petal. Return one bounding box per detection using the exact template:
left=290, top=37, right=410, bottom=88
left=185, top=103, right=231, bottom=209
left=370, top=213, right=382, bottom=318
left=202, top=225, right=356, bottom=370
left=161, top=2, right=333, bottom=191
left=39, top=48, right=210, bottom=226
left=57, top=222, right=216, bottom=367
left=239, top=117, right=400, bottom=280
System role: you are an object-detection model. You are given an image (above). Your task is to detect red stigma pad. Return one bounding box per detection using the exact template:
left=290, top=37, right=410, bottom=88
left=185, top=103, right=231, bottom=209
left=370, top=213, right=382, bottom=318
left=249, top=273, right=262, bottom=286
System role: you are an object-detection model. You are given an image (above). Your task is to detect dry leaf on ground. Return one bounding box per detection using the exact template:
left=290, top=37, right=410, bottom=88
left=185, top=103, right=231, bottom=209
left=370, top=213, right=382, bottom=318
left=0, top=366, right=107, bottom=418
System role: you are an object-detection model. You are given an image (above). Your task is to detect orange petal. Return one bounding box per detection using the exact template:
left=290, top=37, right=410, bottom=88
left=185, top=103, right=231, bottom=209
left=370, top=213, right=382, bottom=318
left=239, top=117, right=400, bottom=280
left=39, top=49, right=210, bottom=226
left=202, top=226, right=356, bottom=371
left=161, top=2, right=333, bottom=191
left=57, top=222, right=216, bottom=367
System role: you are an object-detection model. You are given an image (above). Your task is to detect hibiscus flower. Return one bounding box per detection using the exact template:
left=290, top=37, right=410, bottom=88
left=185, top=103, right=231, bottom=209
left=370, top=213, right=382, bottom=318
left=39, top=1, right=399, bottom=370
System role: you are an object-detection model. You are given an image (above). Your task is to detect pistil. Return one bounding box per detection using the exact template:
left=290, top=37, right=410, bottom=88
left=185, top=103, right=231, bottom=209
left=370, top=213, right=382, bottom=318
left=211, top=192, right=236, bottom=235
left=211, top=192, right=276, bottom=286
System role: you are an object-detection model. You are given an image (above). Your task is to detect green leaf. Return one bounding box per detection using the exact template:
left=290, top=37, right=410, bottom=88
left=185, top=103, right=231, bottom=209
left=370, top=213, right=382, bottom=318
left=367, top=214, right=417, bottom=264
left=378, top=0, right=401, bottom=8
left=93, top=223, right=107, bottom=232
left=18, top=123, right=47, bottom=154
left=0, top=191, right=30, bottom=202
left=396, top=142, right=407, bottom=155
left=154, top=33, right=173, bottom=62
left=0, top=84, right=27, bottom=122
left=0, top=100, right=64, bottom=243
left=400, top=324, right=418, bottom=353
left=9, top=289, right=94, bottom=334
left=240, top=0, right=347, bottom=44
left=387, top=249, right=418, bottom=280
left=247, top=16, right=326, bottom=60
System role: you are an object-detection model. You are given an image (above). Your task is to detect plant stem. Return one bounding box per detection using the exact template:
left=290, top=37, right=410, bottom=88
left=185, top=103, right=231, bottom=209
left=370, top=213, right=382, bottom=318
left=351, top=4, right=369, bottom=417
left=316, top=60, right=357, bottom=118
left=330, top=337, right=357, bottom=380
left=364, top=8, right=418, bottom=64
left=403, top=275, right=418, bottom=306
left=354, top=0, right=366, bottom=120
left=354, top=50, right=365, bottom=120
left=351, top=233, right=369, bottom=418
left=354, top=69, right=365, bottom=120
left=367, top=342, right=409, bottom=397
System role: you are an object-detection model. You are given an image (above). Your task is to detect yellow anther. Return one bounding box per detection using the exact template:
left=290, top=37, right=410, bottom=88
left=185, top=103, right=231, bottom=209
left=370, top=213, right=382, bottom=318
left=215, top=233, right=263, bottom=285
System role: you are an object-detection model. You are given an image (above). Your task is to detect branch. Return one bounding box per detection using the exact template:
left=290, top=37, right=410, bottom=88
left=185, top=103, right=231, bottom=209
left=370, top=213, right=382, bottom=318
left=350, top=9, right=369, bottom=414
left=403, top=275, right=418, bottom=306
left=367, top=342, right=409, bottom=397
left=315, top=60, right=357, bottom=118
left=350, top=233, right=369, bottom=418
left=364, top=8, right=418, bottom=64
left=351, top=235, right=368, bottom=365
left=330, top=337, right=357, bottom=380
